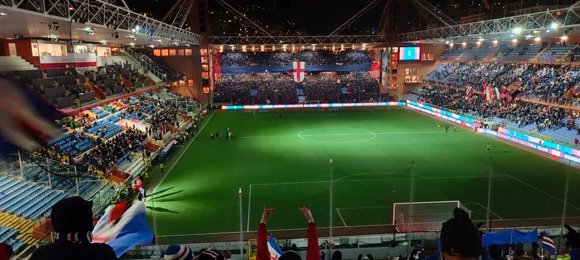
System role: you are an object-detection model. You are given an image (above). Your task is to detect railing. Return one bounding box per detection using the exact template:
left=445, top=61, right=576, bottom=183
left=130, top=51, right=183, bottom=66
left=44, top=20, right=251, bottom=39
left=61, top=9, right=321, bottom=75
left=518, top=94, right=580, bottom=109
left=124, top=49, right=168, bottom=82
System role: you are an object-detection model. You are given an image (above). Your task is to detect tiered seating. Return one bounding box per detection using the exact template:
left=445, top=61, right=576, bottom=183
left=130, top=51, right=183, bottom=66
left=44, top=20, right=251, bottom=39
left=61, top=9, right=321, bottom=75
left=439, top=48, right=465, bottom=61
left=0, top=226, right=23, bottom=252
left=497, top=45, right=544, bottom=62
left=458, top=46, right=497, bottom=62
left=87, top=120, right=123, bottom=139
left=0, top=175, right=65, bottom=220
left=537, top=44, right=574, bottom=62
left=48, top=133, right=93, bottom=156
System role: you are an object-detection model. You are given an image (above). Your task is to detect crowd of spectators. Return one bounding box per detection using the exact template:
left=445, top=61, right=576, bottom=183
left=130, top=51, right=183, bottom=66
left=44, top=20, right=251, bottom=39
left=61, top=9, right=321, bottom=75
left=420, top=87, right=576, bottom=132
left=214, top=72, right=388, bottom=105
left=220, top=50, right=372, bottom=67
left=425, top=63, right=580, bottom=101
left=78, top=128, right=146, bottom=173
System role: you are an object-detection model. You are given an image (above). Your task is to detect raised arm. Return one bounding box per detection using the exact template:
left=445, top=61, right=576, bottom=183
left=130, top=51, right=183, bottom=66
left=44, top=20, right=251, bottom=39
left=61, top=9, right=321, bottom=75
left=257, top=208, right=275, bottom=260
left=300, top=207, right=320, bottom=260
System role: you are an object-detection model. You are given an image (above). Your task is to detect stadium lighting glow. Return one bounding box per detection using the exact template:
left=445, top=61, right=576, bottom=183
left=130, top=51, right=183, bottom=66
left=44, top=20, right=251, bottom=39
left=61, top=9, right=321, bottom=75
left=561, top=35, right=569, bottom=41
left=252, top=45, right=255, bottom=52
left=492, top=40, right=498, bottom=44
left=341, top=44, right=344, bottom=51
left=445, top=40, right=450, bottom=44
left=512, top=39, right=518, bottom=43
left=462, top=42, right=467, bottom=47
left=219, top=45, right=224, bottom=52
left=260, top=45, right=265, bottom=51
left=534, top=37, right=541, bottom=42
left=449, top=43, right=454, bottom=47
left=550, top=22, right=559, bottom=30
left=0, top=12, right=7, bottom=16
left=512, top=27, right=523, bottom=35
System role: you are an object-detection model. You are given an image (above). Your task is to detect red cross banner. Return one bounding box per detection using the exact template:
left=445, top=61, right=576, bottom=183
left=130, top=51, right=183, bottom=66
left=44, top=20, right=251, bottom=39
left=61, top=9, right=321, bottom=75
left=292, top=61, right=306, bottom=83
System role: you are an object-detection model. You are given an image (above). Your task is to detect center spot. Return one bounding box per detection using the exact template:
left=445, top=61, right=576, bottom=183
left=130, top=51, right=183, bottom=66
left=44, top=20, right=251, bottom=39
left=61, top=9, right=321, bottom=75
left=297, top=128, right=377, bottom=143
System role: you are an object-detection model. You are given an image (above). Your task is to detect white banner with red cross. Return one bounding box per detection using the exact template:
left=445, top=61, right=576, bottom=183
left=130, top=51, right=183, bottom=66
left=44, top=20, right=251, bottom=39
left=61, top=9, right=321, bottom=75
left=292, top=61, right=306, bottom=83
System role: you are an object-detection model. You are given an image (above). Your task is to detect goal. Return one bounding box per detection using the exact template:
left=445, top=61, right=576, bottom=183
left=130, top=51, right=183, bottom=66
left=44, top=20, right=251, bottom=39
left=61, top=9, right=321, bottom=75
left=393, top=200, right=471, bottom=232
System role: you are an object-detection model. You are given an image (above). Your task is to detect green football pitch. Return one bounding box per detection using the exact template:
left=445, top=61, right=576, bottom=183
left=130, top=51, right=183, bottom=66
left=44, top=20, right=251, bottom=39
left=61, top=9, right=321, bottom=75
left=146, top=106, right=580, bottom=239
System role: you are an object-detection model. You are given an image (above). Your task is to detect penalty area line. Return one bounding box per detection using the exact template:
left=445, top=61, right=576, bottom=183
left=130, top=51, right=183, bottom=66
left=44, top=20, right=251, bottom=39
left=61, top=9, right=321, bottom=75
left=336, top=208, right=347, bottom=227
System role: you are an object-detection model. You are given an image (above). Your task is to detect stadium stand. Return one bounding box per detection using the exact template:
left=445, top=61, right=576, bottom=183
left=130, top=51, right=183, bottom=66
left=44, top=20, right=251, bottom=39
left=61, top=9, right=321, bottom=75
left=496, top=44, right=545, bottom=62
left=133, top=49, right=184, bottom=82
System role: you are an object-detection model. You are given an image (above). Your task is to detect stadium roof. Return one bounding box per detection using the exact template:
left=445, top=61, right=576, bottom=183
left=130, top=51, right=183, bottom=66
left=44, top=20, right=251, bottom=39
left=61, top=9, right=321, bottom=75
left=0, top=0, right=202, bottom=46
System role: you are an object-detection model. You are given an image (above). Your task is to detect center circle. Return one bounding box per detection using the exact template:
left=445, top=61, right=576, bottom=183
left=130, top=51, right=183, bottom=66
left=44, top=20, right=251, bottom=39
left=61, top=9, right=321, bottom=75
left=297, top=128, right=377, bottom=144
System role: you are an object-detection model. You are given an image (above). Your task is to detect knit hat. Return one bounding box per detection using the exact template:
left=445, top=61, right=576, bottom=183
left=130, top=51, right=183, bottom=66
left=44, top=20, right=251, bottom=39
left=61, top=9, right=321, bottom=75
left=279, top=251, right=302, bottom=260
left=195, top=249, right=224, bottom=260
left=164, top=245, right=193, bottom=260
left=51, top=197, right=94, bottom=233
left=440, top=208, right=481, bottom=257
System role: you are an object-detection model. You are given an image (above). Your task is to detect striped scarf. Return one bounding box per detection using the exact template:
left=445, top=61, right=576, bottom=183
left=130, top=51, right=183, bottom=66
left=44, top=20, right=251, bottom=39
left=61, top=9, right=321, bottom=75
left=56, top=232, right=92, bottom=244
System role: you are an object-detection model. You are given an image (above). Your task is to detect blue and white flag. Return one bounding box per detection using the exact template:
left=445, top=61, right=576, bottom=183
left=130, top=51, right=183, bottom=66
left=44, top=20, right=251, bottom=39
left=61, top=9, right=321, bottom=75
left=92, top=201, right=154, bottom=258
left=541, top=232, right=556, bottom=254
left=250, top=87, right=259, bottom=97
left=267, top=235, right=284, bottom=260
left=296, top=87, right=304, bottom=96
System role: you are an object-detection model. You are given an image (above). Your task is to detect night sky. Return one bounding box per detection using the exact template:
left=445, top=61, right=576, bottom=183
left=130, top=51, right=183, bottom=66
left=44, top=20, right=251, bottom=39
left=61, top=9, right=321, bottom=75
left=124, top=0, right=576, bottom=35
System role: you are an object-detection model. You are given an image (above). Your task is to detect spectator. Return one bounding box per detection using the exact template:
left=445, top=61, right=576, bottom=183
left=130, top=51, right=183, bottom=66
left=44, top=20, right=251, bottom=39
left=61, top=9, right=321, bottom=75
left=163, top=244, right=193, bottom=260
left=257, top=207, right=319, bottom=260
left=440, top=208, right=481, bottom=260
left=0, top=243, right=13, bottom=260
left=30, top=197, right=116, bottom=260
left=331, top=251, right=342, bottom=260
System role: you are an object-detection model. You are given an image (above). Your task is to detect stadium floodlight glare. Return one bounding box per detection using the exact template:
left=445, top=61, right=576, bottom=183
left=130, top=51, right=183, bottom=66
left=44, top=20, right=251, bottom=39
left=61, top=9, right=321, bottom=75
left=512, top=27, right=523, bottom=35
left=512, top=39, right=518, bottom=43
left=449, top=43, right=454, bottom=47
left=492, top=39, right=498, bottom=44
left=534, top=37, right=541, bottom=42
left=462, top=42, right=467, bottom=47
left=0, top=12, right=7, bottom=16
left=550, top=22, right=559, bottom=30
left=445, top=40, right=450, bottom=44
left=561, top=35, right=569, bottom=41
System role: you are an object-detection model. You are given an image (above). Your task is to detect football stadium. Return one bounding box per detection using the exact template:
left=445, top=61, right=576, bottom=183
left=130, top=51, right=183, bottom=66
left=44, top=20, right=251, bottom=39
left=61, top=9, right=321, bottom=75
left=1, top=0, right=580, bottom=259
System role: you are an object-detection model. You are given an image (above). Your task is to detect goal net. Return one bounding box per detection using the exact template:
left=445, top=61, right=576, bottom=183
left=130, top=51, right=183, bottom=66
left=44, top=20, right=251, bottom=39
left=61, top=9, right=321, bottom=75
left=393, top=200, right=471, bottom=232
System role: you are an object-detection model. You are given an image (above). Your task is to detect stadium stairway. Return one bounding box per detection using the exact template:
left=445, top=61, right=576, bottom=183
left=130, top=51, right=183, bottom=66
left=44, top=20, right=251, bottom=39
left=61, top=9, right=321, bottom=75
left=0, top=56, right=36, bottom=71
left=118, top=50, right=163, bottom=84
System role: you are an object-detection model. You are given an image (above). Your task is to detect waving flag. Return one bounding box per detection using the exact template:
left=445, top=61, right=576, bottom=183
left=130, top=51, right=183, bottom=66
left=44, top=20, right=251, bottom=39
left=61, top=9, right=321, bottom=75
left=250, top=86, right=259, bottom=97
left=465, top=85, right=473, bottom=99
left=292, top=61, right=306, bottom=83
left=92, top=201, right=154, bottom=258
left=267, top=235, right=284, bottom=260
left=541, top=232, right=556, bottom=254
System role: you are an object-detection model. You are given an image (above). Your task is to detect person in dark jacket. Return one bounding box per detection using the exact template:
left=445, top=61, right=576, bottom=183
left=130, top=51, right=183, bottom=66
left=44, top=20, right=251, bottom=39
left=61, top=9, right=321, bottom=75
left=30, top=197, right=116, bottom=260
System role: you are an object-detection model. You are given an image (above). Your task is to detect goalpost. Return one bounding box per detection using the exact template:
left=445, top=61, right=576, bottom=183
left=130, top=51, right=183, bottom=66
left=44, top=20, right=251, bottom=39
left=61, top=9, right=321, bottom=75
left=392, top=200, right=471, bottom=232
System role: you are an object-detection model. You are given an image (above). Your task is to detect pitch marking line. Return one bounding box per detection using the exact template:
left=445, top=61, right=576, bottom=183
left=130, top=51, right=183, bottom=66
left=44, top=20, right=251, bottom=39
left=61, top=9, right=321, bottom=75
left=476, top=202, right=504, bottom=220
left=250, top=175, right=506, bottom=187
left=507, top=175, right=580, bottom=212
left=465, top=202, right=504, bottom=220
left=335, top=206, right=393, bottom=227
left=235, top=130, right=469, bottom=140
left=336, top=208, right=347, bottom=227
left=151, top=110, right=216, bottom=195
